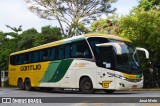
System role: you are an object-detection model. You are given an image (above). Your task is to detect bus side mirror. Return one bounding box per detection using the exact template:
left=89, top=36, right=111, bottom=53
left=135, top=47, right=149, bottom=59
left=96, top=43, right=122, bottom=55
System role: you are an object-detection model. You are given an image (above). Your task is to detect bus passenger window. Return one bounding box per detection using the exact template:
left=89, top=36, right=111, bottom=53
left=32, top=51, right=40, bottom=62
left=65, top=45, right=70, bottom=58
left=49, top=48, right=56, bottom=60
left=16, top=55, right=21, bottom=65
left=21, top=55, right=25, bottom=64
left=71, top=44, right=77, bottom=58
left=24, top=53, right=30, bottom=63
left=58, top=46, right=65, bottom=59
left=42, top=50, right=49, bottom=61
left=71, top=40, right=92, bottom=58
left=10, top=56, right=15, bottom=65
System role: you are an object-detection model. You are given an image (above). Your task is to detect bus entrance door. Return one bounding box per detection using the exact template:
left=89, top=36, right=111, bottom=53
left=96, top=46, right=116, bottom=89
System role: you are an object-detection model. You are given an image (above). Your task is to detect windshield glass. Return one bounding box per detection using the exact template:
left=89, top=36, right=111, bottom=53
left=87, top=37, right=141, bottom=74
left=111, top=40, right=141, bottom=74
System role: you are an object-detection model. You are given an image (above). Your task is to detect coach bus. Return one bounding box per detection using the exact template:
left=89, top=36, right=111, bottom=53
left=8, top=34, right=149, bottom=93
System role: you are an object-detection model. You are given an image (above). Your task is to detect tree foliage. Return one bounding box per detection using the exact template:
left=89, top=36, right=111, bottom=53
left=41, top=26, right=62, bottom=42
left=25, top=0, right=117, bottom=37
left=134, top=0, right=160, bottom=11
left=0, top=26, right=63, bottom=70
left=0, top=32, right=19, bottom=70
left=66, top=22, right=89, bottom=36
left=90, top=14, right=119, bottom=35
left=18, top=28, right=39, bottom=50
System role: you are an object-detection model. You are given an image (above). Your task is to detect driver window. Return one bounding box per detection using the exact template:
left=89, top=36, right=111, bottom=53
left=98, top=47, right=115, bottom=69
left=87, top=37, right=116, bottom=69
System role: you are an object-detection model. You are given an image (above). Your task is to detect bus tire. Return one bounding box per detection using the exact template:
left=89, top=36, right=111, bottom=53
left=80, top=77, right=95, bottom=94
left=104, top=90, right=115, bottom=94
left=18, top=78, right=24, bottom=90
left=24, top=78, right=32, bottom=91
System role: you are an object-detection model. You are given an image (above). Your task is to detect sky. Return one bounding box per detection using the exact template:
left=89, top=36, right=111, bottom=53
left=0, top=0, right=138, bottom=33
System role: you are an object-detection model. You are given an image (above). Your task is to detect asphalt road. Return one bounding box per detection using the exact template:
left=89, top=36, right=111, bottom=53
left=0, top=87, right=160, bottom=106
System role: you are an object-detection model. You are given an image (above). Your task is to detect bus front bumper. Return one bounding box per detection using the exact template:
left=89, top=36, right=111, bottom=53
left=115, top=78, right=143, bottom=90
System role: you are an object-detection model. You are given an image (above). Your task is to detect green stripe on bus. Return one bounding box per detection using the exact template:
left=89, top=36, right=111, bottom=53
left=48, top=59, right=73, bottom=82
left=40, top=60, right=61, bottom=82
left=40, top=59, right=73, bottom=82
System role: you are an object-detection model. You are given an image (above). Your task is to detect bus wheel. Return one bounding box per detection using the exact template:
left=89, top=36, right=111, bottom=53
left=24, top=78, right=32, bottom=91
left=80, top=77, right=95, bottom=94
left=104, top=90, right=115, bottom=94
left=18, top=78, right=24, bottom=90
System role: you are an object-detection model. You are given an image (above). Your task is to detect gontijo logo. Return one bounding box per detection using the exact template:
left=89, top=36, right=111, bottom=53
left=20, top=64, right=41, bottom=71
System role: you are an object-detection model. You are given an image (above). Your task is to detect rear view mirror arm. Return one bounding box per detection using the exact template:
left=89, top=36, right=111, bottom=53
left=96, top=43, right=122, bottom=55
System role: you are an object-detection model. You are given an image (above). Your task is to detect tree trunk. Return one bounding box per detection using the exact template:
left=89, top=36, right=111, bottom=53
left=56, top=16, right=65, bottom=36
left=51, top=0, right=65, bottom=36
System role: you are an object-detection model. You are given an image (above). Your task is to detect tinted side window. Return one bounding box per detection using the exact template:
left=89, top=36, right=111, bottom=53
left=71, top=40, right=92, bottom=58
left=10, top=55, right=16, bottom=65
left=71, top=44, right=77, bottom=58
left=10, top=55, right=23, bottom=65
left=24, top=53, right=31, bottom=64
left=87, top=37, right=116, bottom=69
left=65, top=44, right=70, bottom=58
left=49, top=48, right=56, bottom=60
left=32, top=51, right=40, bottom=62
left=42, top=49, right=50, bottom=61
left=58, top=45, right=65, bottom=60
left=16, top=55, right=21, bottom=64
left=97, top=46, right=116, bottom=69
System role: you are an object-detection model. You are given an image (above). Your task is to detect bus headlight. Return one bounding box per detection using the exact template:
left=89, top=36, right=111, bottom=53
left=115, top=74, right=127, bottom=80
left=107, top=72, right=127, bottom=80
left=120, top=77, right=127, bottom=80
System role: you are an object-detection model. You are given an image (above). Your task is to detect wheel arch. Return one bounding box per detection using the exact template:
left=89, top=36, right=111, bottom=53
left=17, top=77, right=24, bottom=84
left=24, top=77, right=32, bottom=86
left=17, top=77, right=25, bottom=90
left=79, top=75, right=96, bottom=88
left=18, top=77, right=23, bottom=81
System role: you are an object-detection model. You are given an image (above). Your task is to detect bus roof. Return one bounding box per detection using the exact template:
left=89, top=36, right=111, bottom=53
left=85, top=34, right=132, bottom=42
left=10, top=34, right=132, bottom=55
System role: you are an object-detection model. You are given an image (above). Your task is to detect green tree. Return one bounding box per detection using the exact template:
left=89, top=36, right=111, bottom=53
left=35, top=25, right=63, bottom=45
left=18, top=28, right=39, bottom=50
left=25, top=0, right=117, bottom=37
left=90, top=14, right=119, bottom=35
left=119, top=9, right=160, bottom=88
left=0, top=26, right=63, bottom=70
left=134, top=0, right=160, bottom=11
left=91, top=18, right=108, bottom=33
left=0, top=32, right=19, bottom=70
left=66, top=23, right=89, bottom=36
left=0, top=31, right=5, bottom=45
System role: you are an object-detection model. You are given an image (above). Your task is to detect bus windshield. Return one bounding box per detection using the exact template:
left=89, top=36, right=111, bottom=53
left=87, top=37, right=141, bottom=74
left=114, top=42, right=141, bottom=74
